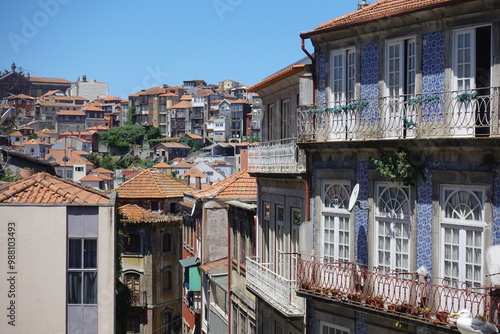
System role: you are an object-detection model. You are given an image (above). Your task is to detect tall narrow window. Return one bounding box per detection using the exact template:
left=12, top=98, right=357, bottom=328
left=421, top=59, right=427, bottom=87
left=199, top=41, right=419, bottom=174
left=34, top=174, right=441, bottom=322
left=386, top=38, right=416, bottom=97
left=68, top=239, right=98, bottom=304
left=330, top=49, right=356, bottom=105
left=375, top=184, right=411, bottom=274
left=262, top=203, right=271, bottom=264
left=281, top=99, right=290, bottom=139
left=267, top=104, right=274, bottom=141
left=291, top=208, right=301, bottom=279
left=276, top=205, right=285, bottom=277
left=441, top=186, right=484, bottom=288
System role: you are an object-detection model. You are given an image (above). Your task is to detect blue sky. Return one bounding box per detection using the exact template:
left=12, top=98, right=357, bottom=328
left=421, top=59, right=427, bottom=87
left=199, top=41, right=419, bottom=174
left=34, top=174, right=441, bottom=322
left=1, top=0, right=356, bottom=99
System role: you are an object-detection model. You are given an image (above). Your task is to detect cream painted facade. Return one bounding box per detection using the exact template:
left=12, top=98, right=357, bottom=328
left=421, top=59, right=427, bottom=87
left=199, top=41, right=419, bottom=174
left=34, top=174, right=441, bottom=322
left=0, top=201, right=116, bottom=334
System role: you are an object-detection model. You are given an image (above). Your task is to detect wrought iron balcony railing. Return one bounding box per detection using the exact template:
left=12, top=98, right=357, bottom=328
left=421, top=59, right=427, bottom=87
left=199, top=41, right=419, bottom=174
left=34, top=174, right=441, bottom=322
left=297, top=257, right=500, bottom=328
left=246, top=257, right=305, bottom=317
left=247, top=138, right=306, bottom=174
left=298, top=88, right=500, bottom=142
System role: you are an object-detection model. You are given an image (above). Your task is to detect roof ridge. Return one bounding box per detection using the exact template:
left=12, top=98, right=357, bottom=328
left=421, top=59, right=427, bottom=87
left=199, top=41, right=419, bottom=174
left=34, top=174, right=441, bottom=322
left=148, top=170, right=167, bottom=197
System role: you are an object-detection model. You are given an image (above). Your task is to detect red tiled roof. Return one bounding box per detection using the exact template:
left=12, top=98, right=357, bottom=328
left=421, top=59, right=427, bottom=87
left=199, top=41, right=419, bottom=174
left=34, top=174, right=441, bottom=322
left=301, top=0, right=473, bottom=37
left=24, top=138, right=51, bottom=146
left=248, top=64, right=309, bottom=92
left=0, top=172, right=110, bottom=204
left=45, top=149, right=93, bottom=167
left=200, top=257, right=228, bottom=272
left=173, top=161, right=194, bottom=168
left=119, top=204, right=179, bottom=223
left=170, top=100, right=193, bottom=109
left=29, top=77, right=71, bottom=84
left=80, top=173, right=103, bottom=182
left=56, top=109, right=86, bottom=116
left=152, top=162, right=172, bottom=168
left=192, top=170, right=256, bottom=200
left=181, top=167, right=208, bottom=179
left=114, top=169, right=191, bottom=199
left=91, top=167, right=114, bottom=174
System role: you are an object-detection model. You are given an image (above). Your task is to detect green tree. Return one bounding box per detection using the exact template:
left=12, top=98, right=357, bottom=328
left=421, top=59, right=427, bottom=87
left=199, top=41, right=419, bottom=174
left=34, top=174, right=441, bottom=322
left=28, top=133, right=38, bottom=140
left=100, top=154, right=116, bottom=171
left=99, top=125, right=146, bottom=148
left=86, top=152, right=101, bottom=168
left=126, top=106, right=135, bottom=125
left=146, top=126, right=161, bottom=140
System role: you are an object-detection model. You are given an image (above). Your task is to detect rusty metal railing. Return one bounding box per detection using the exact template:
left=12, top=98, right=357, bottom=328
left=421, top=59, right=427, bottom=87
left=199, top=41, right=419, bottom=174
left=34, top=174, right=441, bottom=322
left=297, top=257, right=500, bottom=327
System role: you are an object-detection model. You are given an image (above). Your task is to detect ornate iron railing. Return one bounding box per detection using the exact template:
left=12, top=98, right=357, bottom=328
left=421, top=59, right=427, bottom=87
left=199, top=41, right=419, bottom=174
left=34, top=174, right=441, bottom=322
left=298, top=88, right=500, bottom=142
left=247, top=138, right=306, bottom=173
left=246, top=257, right=305, bottom=317
left=297, top=257, right=500, bottom=327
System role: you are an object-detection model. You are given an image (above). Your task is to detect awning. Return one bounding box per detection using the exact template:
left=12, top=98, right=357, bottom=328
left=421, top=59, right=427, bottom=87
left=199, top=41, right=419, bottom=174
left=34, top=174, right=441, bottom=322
left=179, top=256, right=199, bottom=267
left=180, top=256, right=201, bottom=291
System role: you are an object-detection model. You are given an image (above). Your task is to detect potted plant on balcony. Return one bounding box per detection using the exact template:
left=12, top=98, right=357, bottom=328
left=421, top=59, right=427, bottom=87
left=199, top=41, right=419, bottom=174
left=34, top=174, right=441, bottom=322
left=434, top=311, right=449, bottom=325
left=366, top=295, right=385, bottom=309
left=421, top=307, right=432, bottom=320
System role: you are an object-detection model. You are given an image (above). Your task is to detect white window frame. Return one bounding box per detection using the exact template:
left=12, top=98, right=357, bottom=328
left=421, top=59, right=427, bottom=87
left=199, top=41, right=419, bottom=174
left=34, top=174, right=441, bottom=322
left=329, top=48, right=356, bottom=106
left=374, top=183, right=411, bottom=274
left=453, top=28, right=477, bottom=92
left=321, top=180, right=351, bottom=263
left=385, top=37, right=417, bottom=97
left=440, top=185, right=485, bottom=287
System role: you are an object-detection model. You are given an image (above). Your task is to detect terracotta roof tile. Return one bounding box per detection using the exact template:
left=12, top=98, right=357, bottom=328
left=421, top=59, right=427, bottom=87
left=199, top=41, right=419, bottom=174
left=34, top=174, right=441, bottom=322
left=56, top=109, right=86, bottom=116
left=181, top=167, right=208, bottom=179
left=173, top=161, right=194, bottom=168
left=0, top=172, right=110, bottom=204
left=192, top=170, right=256, bottom=200
left=114, top=169, right=191, bottom=199
left=301, top=0, right=473, bottom=37
left=200, top=257, right=228, bottom=272
left=170, top=100, right=193, bottom=109
left=152, top=162, right=172, bottom=168
left=119, top=204, right=179, bottom=223
left=29, top=77, right=72, bottom=84
left=91, top=167, right=114, bottom=174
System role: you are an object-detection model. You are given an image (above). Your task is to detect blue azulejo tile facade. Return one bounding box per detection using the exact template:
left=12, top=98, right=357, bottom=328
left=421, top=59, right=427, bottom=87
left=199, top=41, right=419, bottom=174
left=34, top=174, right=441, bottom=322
left=416, top=166, right=433, bottom=275
left=360, top=43, right=379, bottom=125
left=355, top=161, right=369, bottom=265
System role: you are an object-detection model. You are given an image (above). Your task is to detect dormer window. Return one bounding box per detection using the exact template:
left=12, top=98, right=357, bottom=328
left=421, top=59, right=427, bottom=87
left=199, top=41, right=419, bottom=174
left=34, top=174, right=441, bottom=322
left=62, top=156, right=70, bottom=163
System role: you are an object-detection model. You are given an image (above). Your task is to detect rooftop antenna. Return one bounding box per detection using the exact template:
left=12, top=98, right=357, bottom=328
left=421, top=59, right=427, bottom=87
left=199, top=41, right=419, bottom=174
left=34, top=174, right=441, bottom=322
left=358, top=0, right=369, bottom=9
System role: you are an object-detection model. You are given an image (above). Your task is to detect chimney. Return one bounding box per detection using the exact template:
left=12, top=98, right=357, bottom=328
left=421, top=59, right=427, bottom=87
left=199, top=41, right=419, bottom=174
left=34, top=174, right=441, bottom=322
left=195, top=177, right=201, bottom=190
left=358, top=0, right=369, bottom=9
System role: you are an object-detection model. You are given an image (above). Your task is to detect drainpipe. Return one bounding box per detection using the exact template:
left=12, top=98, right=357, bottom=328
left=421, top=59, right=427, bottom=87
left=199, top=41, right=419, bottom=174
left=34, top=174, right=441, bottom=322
left=301, top=35, right=315, bottom=334
left=301, top=36, right=316, bottom=105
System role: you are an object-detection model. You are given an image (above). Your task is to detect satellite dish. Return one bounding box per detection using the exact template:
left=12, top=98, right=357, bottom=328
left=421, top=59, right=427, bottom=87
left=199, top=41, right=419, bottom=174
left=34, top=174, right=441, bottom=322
left=348, top=183, right=360, bottom=211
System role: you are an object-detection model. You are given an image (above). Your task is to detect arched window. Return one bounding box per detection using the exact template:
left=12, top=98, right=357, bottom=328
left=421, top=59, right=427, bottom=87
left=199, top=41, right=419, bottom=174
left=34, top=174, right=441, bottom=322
left=375, top=184, right=411, bottom=274
left=124, top=273, right=141, bottom=304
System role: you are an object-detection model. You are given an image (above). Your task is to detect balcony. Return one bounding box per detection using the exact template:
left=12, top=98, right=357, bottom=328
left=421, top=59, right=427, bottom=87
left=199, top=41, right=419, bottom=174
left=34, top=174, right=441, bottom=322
left=248, top=138, right=306, bottom=174
left=297, top=257, right=500, bottom=328
left=246, top=257, right=305, bottom=317
left=184, top=289, right=201, bottom=313
left=298, top=88, right=500, bottom=142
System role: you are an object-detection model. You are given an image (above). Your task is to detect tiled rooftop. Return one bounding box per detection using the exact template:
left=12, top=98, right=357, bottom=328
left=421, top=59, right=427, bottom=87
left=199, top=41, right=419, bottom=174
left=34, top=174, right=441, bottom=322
left=301, top=0, right=471, bottom=37
left=0, top=172, right=111, bottom=204
left=114, top=169, right=191, bottom=199
left=192, top=170, right=256, bottom=200
left=119, top=204, right=178, bottom=223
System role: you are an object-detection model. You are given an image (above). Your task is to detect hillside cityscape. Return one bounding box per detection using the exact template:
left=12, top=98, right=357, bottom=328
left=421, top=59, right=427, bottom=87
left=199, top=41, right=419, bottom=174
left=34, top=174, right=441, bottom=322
left=2, top=1, right=500, bottom=334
